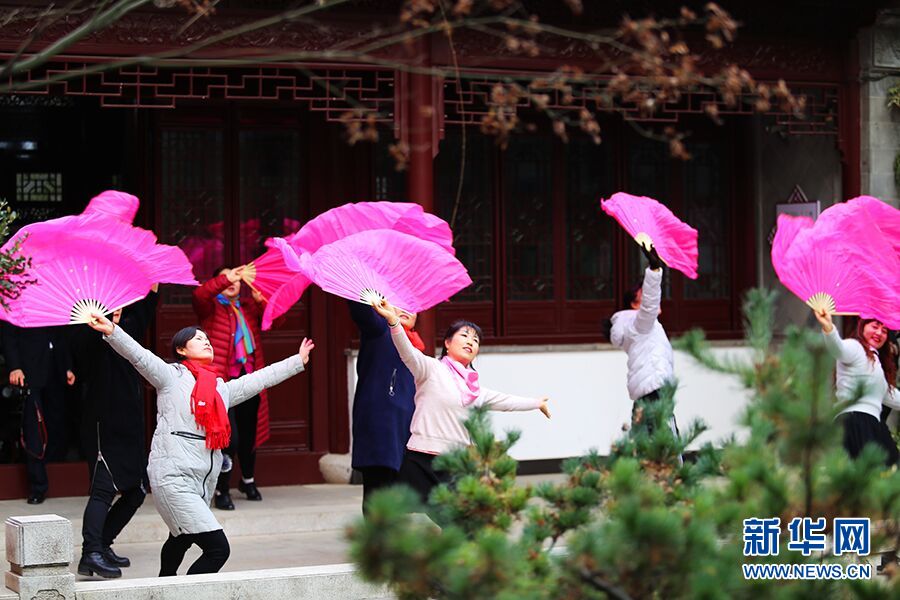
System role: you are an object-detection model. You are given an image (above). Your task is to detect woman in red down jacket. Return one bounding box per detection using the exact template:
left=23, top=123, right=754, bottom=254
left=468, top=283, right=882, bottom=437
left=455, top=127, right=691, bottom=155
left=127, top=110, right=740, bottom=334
left=192, top=265, right=283, bottom=510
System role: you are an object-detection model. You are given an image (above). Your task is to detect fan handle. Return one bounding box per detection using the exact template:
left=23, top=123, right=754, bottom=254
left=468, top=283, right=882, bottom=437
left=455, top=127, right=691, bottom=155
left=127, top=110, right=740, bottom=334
left=239, top=263, right=266, bottom=301
left=360, top=288, right=385, bottom=307
left=805, top=292, right=858, bottom=317
left=70, top=298, right=111, bottom=325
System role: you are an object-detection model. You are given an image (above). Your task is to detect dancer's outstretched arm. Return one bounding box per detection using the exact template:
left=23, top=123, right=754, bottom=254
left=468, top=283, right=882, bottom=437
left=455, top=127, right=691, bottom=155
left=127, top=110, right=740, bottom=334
left=192, top=267, right=243, bottom=320
left=225, top=339, right=314, bottom=407
left=372, top=299, right=431, bottom=382
left=90, top=312, right=176, bottom=390
left=480, top=389, right=551, bottom=418
left=815, top=309, right=860, bottom=365
left=632, top=242, right=663, bottom=335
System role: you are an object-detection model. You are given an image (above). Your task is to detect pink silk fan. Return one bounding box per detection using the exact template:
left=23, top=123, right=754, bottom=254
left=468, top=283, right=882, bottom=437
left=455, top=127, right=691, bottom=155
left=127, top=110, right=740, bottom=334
left=243, top=239, right=312, bottom=331
left=280, top=230, right=471, bottom=314
left=601, top=192, right=699, bottom=279
left=771, top=212, right=900, bottom=329
left=0, top=213, right=197, bottom=327
left=290, top=201, right=455, bottom=255
left=244, top=201, right=456, bottom=329
left=83, top=190, right=140, bottom=223
left=828, top=196, right=900, bottom=256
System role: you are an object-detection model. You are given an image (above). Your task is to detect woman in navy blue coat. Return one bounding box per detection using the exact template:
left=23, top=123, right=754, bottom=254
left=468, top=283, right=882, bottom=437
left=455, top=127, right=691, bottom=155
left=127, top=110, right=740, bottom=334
left=349, top=301, right=422, bottom=514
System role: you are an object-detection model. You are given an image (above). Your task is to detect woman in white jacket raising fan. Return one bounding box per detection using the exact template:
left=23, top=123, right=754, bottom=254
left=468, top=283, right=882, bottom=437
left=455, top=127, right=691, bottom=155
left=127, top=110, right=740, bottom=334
left=814, top=309, right=900, bottom=465
left=371, top=299, right=551, bottom=505
left=608, top=243, right=681, bottom=447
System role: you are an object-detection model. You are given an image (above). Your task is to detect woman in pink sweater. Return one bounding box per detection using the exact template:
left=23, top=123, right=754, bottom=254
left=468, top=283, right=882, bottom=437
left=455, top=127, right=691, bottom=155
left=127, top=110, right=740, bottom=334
left=372, top=300, right=551, bottom=503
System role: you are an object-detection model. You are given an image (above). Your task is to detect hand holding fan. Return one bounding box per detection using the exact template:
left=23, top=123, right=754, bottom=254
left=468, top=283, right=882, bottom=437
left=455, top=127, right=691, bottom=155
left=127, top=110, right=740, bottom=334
left=242, top=242, right=312, bottom=331
left=290, top=229, right=471, bottom=313
left=771, top=212, right=900, bottom=328
left=0, top=213, right=197, bottom=327
left=601, top=192, right=699, bottom=279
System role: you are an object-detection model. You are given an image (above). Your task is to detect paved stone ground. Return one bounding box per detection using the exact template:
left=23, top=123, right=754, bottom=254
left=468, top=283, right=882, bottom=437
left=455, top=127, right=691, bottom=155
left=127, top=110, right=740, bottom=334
left=0, top=483, right=363, bottom=581
left=99, top=530, right=353, bottom=579
left=0, top=475, right=564, bottom=582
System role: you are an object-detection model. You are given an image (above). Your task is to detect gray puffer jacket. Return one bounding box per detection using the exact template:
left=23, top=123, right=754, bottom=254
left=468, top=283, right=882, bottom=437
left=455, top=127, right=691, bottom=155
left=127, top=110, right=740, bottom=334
left=104, top=325, right=304, bottom=535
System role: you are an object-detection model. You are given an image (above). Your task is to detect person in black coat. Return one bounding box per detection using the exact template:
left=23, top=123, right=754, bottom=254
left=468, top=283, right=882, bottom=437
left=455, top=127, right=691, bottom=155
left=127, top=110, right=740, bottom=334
left=1, top=322, right=75, bottom=504
left=349, top=301, right=420, bottom=514
left=70, top=290, right=157, bottom=579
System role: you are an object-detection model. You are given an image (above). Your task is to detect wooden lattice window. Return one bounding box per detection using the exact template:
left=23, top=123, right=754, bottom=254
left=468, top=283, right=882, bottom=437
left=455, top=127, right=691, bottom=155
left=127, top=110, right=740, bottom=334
left=16, top=172, right=62, bottom=203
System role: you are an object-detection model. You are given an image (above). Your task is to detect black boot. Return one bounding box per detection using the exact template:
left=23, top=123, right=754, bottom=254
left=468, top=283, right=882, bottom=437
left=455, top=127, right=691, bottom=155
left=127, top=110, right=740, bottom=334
left=878, top=551, right=899, bottom=574
left=214, top=490, right=235, bottom=510
left=78, top=551, right=122, bottom=578
left=238, top=480, right=262, bottom=501
left=103, top=546, right=130, bottom=567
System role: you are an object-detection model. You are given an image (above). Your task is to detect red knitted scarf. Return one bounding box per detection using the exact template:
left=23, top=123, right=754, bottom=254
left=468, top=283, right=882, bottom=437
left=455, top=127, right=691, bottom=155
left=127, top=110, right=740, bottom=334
left=182, top=360, right=231, bottom=449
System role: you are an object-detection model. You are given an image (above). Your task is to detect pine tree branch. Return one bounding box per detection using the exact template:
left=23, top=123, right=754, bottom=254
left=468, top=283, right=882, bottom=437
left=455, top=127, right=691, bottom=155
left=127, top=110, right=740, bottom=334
left=579, top=568, right=634, bottom=600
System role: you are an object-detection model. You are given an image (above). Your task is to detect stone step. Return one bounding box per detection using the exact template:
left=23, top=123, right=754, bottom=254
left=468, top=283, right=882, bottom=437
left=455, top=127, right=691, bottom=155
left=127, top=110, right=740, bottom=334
left=0, top=483, right=363, bottom=548
left=78, top=529, right=352, bottom=580
left=73, top=564, right=391, bottom=600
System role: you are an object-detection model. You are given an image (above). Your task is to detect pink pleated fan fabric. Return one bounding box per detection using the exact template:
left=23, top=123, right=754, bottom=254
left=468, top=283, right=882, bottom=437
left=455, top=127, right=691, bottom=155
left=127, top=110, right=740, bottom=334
left=0, top=213, right=197, bottom=327
left=833, top=196, right=900, bottom=256
left=248, top=201, right=456, bottom=329
left=83, top=190, right=140, bottom=224
left=601, top=192, right=699, bottom=279
left=289, top=201, right=455, bottom=256
left=278, top=230, right=471, bottom=314
left=251, top=239, right=312, bottom=331
left=771, top=209, right=900, bottom=329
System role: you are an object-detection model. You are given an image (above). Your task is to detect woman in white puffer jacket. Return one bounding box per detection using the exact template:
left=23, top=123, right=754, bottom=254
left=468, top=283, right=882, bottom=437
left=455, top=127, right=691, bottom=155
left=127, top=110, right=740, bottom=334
left=608, top=244, right=679, bottom=441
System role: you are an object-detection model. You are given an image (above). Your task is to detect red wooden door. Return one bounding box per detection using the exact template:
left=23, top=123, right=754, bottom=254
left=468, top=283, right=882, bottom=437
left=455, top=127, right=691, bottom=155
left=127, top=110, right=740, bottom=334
left=152, top=106, right=323, bottom=483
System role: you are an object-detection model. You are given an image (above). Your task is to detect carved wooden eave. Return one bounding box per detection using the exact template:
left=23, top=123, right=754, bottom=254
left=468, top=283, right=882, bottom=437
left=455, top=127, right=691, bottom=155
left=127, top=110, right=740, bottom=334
left=0, top=2, right=849, bottom=138
left=0, top=8, right=395, bottom=58
left=0, top=5, right=847, bottom=82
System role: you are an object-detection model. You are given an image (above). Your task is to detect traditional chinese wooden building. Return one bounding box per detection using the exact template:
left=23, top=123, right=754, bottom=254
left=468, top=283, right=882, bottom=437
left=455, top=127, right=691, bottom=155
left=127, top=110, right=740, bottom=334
left=0, top=0, right=894, bottom=498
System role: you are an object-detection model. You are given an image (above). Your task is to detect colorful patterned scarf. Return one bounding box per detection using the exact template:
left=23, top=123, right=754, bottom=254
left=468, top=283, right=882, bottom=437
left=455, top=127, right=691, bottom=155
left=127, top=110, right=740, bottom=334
left=217, top=294, right=255, bottom=363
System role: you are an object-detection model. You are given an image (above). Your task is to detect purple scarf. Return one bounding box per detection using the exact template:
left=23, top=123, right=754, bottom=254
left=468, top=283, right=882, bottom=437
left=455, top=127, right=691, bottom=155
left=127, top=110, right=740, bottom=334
left=441, top=356, right=480, bottom=406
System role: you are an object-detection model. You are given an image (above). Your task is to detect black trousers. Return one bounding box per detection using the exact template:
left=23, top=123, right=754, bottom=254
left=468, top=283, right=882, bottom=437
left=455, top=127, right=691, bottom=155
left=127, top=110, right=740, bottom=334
left=634, top=389, right=681, bottom=438
left=841, top=411, right=900, bottom=466
left=158, top=529, right=230, bottom=576
left=359, top=466, right=399, bottom=516
left=22, top=384, right=66, bottom=495
left=81, top=460, right=146, bottom=553
left=635, top=389, right=683, bottom=465
left=398, top=450, right=450, bottom=505
left=216, top=395, right=259, bottom=493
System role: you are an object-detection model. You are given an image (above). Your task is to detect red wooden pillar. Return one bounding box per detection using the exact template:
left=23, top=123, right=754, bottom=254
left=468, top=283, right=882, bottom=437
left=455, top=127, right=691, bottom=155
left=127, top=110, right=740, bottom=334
left=840, top=37, right=862, bottom=199
left=406, top=38, right=438, bottom=355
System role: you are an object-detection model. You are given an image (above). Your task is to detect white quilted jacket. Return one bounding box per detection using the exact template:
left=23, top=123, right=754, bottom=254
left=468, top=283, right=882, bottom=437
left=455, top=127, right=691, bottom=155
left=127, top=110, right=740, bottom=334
left=609, top=268, right=674, bottom=401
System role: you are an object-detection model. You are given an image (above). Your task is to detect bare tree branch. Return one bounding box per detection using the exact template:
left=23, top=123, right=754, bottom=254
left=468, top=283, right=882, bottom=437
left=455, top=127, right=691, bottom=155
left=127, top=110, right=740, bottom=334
left=0, top=1, right=804, bottom=163
left=4, top=0, right=152, bottom=77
